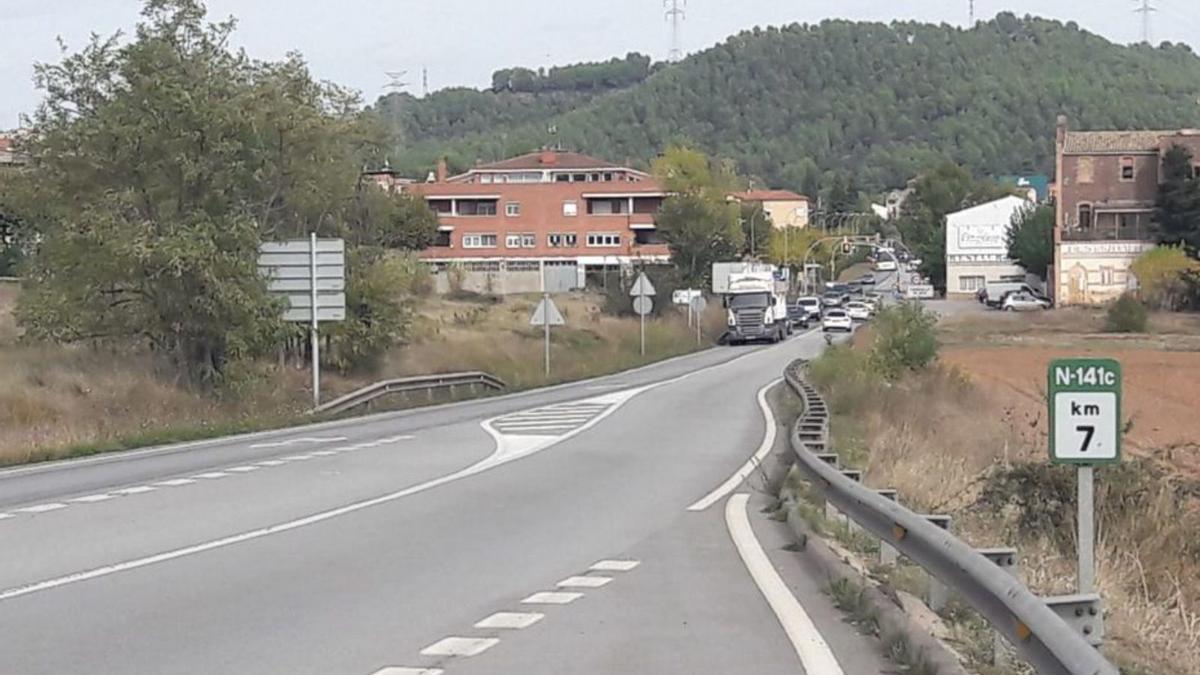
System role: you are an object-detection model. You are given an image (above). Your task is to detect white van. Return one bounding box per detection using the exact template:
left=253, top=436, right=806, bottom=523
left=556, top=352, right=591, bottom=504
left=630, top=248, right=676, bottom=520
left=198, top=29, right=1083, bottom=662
left=874, top=259, right=898, bottom=272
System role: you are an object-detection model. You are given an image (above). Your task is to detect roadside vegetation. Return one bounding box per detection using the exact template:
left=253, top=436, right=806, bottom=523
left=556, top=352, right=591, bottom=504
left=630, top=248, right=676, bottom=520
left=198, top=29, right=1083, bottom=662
left=802, top=302, right=1195, bottom=674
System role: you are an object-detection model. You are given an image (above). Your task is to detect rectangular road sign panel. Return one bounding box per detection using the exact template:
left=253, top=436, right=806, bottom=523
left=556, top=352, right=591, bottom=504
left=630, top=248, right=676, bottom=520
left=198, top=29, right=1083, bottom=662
left=257, top=252, right=346, bottom=267
left=267, top=278, right=346, bottom=293
left=285, top=292, right=346, bottom=309
left=1048, top=358, right=1121, bottom=465
left=673, top=289, right=701, bottom=304
left=259, top=265, right=345, bottom=280
left=283, top=307, right=346, bottom=322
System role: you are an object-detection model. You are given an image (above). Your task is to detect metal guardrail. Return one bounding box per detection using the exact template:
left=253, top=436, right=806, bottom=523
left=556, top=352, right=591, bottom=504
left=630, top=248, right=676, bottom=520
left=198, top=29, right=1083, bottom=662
left=314, top=371, right=506, bottom=415
left=782, top=359, right=1118, bottom=675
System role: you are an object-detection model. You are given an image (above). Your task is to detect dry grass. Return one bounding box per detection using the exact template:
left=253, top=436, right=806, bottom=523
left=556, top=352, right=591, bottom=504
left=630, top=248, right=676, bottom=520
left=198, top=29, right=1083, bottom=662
left=0, top=288, right=718, bottom=466
left=810, top=331, right=1199, bottom=675
left=940, top=305, right=1200, bottom=351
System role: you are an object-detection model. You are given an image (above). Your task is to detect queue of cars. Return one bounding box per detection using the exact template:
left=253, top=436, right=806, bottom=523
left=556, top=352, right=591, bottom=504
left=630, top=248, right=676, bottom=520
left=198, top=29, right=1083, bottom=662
left=785, top=281, right=880, bottom=334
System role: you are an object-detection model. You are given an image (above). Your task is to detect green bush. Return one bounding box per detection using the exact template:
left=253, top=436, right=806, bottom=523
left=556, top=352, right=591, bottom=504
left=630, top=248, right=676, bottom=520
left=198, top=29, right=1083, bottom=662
left=869, top=301, right=938, bottom=380
left=1105, top=293, right=1148, bottom=333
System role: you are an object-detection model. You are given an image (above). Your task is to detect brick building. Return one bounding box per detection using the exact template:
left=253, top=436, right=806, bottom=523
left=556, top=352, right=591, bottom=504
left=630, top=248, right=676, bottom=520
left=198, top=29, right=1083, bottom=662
left=1052, top=117, right=1200, bottom=305
left=399, top=150, right=669, bottom=293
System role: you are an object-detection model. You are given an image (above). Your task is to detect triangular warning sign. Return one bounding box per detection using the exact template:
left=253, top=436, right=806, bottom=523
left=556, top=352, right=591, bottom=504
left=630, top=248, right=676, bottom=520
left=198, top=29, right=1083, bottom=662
left=530, top=297, right=565, bottom=326
left=629, top=272, right=657, bottom=297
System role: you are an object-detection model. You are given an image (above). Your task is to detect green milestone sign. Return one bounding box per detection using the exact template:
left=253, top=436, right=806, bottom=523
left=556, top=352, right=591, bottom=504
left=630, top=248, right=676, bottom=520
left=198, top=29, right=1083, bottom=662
left=1047, top=358, right=1122, bottom=465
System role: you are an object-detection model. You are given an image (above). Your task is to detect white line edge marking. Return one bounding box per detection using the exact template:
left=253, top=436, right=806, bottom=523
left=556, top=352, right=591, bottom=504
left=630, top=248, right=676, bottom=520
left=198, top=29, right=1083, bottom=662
left=0, top=513, right=13, bottom=520
left=687, top=378, right=782, bottom=511
left=370, top=668, right=444, bottom=675
left=112, top=486, right=156, bottom=495
left=69, top=494, right=114, bottom=503
left=17, top=503, right=68, bottom=513
left=725, top=493, right=845, bottom=675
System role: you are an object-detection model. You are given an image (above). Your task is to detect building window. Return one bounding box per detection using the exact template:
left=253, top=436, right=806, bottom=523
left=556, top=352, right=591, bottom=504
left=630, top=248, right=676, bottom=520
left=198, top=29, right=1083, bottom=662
left=433, top=231, right=451, bottom=247
left=458, top=200, right=498, bottom=216
left=505, top=202, right=520, bottom=217
left=572, top=173, right=586, bottom=182
left=1077, top=157, right=1094, bottom=184
left=555, top=174, right=570, bottom=183
left=504, top=233, right=536, bottom=248
left=427, top=199, right=452, bottom=214
left=462, top=233, right=498, bottom=249
left=1120, top=157, right=1135, bottom=182
left=586, top=232, right=621, bottom=248
left=480, top=174, right=494, bottom=184
left=587, top=198, right=629, bottom=215
left=1099, top=266, right=1115, bottom=286
left=1077, top=203, right=1093, bottom=230
left=603, top=172, right=614, bottom=182
left=958, top=276, right=985, bottom=292
left=548, top=233, right=578, bottom=248
left=563, top=201, right=578, bottom=217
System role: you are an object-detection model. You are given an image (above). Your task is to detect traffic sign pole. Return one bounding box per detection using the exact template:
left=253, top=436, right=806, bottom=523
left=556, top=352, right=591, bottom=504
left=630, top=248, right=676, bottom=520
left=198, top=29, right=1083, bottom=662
left=543, top=291, right=551, bottom=377
left=310, top=232, right=320, bottom=407
left=1048, top=357, right=1121, bottom=595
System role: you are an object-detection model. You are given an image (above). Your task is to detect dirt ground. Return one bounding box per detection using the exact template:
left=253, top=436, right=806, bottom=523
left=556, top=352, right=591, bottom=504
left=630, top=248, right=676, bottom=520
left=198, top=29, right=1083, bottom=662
left=939, top=304, right=1200, bottom=479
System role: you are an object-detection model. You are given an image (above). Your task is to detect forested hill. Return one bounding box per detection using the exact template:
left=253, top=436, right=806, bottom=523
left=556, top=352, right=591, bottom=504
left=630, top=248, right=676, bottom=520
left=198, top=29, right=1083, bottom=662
left=375, top=14, right=1200, bottom=192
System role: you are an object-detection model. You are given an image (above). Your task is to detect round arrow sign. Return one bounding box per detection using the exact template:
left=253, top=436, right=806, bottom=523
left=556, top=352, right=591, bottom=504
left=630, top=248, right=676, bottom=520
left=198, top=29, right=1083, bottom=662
left=633, top=296, right=653, bottom=316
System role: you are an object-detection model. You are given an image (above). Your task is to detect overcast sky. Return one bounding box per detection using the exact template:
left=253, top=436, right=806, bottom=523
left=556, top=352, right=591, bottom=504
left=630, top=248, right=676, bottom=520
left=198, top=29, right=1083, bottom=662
left=4, top=0, right=1200, bottom=128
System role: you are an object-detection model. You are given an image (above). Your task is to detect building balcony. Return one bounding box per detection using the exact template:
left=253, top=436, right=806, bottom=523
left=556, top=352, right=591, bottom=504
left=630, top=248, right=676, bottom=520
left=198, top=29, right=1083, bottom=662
left=1060, top=226, right=1152, bottom=242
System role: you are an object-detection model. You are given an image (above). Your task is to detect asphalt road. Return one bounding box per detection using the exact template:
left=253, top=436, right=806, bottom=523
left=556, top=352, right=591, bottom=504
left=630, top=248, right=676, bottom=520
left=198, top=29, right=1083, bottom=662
left=0, top=328, right=888, bottom=675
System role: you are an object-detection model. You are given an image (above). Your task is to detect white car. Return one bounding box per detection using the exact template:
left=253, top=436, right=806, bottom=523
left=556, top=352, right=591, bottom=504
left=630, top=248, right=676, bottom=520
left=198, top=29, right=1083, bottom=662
left=822, top=309, right=853, bottom=332
left=845, top=301, right=872, bottom=321
left=1001, top=292, right=1051, bottom=312
left=874, top=259, right=898, bottom=272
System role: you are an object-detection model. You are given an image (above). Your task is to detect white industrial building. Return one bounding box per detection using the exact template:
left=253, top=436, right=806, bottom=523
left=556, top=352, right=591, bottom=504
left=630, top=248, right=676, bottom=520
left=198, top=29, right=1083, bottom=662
left=945, top=195, right=1032, bottom=296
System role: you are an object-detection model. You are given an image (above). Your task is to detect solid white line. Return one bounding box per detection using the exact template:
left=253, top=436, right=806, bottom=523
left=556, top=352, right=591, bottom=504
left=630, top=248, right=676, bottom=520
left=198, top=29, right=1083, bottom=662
left=0, top=513, right=13, bottom=520
left=556, top=575, right=611, bottom=588
left=254, top=461, right=286, bottom=467
left=281, top=455, right=312, bottom=461
left=521, top=591, right=583, bottom=605
left=69, top=494, right=114, bottom=503
left=225, top=466, right=259, bottom=473
left=419, top=637, right=499, bottom=657
left=370, top=668, right=443, bottom=675
left=474, top=611, right=544, bottom=629
left=687, top=379, right=782, bottom=511
left=17, top=503, right=68, bottom=514
left=111, top=486, right=156, bottom=495
left=154, top=479, right=196, bottom=487
left=192, top=472, right=229, bottom=479
left=725, top=493, right=845, bottom=675
left=309, top=451, right=337, bottom=457
left=591, top=559, right=641, bottom=572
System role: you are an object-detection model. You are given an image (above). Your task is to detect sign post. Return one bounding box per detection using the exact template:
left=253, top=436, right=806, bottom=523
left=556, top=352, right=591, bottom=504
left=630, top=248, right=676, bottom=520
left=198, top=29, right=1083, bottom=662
left=1048, top=358, right=1122, bottom=594
left=530, top=295, right=565, bottom=377
left=258, top=236, right=346, bottom=408
left=630, top=272, right=656, bottom=356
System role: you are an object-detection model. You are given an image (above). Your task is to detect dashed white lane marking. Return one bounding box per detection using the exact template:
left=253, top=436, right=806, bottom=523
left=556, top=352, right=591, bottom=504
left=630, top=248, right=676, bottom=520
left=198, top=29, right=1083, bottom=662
left=282, top=454, right=313, bottom=461
left=193, top=472, right=229, bottom=479
left=370, top=668, right=443, bottom=675
left=17, top=503, right=68, bottom=514
left=521, top=591, right=583, bottom=605
left=0, top=513, right=13, bottom=520
left=226, top=466, right=259, bottom=473
left=154, top=479, right=195, bottom=487
left=255, top=460, right=286, bottom=467
left=591, top=559, right=641, bottom=572
left=687, top=378, right=782, bottom=511
left=725, top=493, right=845, bottom=675
left=249, top=435, right=348, bottom=449
left=70, top=494, right=114, bottom=503
left=310, top=450, right=337, bottom=457
left=474, top=611, right=544, bottom=629
left=112, top=486, right=156, bottom=496
left=419, top=637, right=499, bottom=657
left=556, top=575, right=612, bottom=589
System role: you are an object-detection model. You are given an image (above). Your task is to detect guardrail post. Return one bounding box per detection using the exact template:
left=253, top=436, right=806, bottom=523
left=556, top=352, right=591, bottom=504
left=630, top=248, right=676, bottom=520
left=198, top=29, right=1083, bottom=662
left=920, top=515, right=953, bottom=611
left=1042, top=593, right=1104, bottom=647
left=839, top=470, right=863, bottom=534
left=874, top=489, right=901, bottom=566
left=977, top=547, right=1020, bottom=668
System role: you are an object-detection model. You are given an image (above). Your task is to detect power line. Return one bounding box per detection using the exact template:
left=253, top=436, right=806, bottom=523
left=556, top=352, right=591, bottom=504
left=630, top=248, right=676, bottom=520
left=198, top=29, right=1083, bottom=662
left=1134, top=0, right=1157, bottom=44
left=384, top=70, right=410, bottom=93
left=664, top=0, right=686, bottom=62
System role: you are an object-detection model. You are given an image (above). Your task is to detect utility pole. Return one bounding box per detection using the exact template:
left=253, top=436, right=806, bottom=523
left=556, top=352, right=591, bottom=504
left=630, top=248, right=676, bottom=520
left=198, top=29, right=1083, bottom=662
left=664, top=0, right=686, bottom=62
left=1134, top=0, right=1157, bottom=44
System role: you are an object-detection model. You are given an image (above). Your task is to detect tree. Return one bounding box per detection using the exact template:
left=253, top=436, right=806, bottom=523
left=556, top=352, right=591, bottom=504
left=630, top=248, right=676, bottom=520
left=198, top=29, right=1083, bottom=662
left=1154, top=144, right=1200, bottom=255
left=651, top=145, right=737, bottom=197
left=896, top=161, right=1011, bottom=291
left=1130, top=246, right=1200, bottom=309
left=12, top=0, right=392, bottom=383
left=738, top=201, right=772, bottom=258
left=352, top=186, right=439, bottom=251
left=1007, top=204, right=1054, bottom=279
left=655, top=193, right=743, bottom=286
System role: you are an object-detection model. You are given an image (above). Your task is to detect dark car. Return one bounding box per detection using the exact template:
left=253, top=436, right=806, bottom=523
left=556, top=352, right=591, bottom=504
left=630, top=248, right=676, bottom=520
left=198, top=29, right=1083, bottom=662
left=857, top=273, right=876, bottom=286
left=787, top=303, right=810, bottom=329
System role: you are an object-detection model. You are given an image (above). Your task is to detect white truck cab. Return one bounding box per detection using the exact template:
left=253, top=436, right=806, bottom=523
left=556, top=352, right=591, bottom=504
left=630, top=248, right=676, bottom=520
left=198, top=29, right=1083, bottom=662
left=721, top=269, right=790, bottom=344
